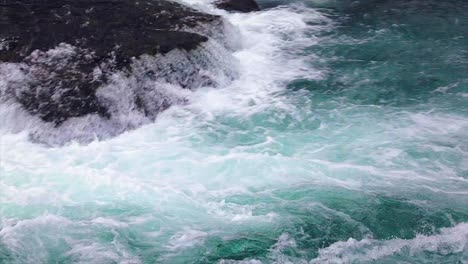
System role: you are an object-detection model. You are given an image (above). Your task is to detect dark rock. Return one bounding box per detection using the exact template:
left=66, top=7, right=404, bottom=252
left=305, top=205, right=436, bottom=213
left=0, top=0, right=221, bottom=125
left=215, top=0, right=260, bottom=13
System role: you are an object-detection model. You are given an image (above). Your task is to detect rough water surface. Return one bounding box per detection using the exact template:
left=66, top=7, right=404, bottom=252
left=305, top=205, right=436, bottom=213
left=1, top=0, right=467, bottom=263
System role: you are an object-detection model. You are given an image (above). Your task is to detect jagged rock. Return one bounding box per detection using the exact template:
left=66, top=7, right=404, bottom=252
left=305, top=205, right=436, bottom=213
left=215, top=0, right=260, bottom=12
left=0, top=0, right=222, bottom=125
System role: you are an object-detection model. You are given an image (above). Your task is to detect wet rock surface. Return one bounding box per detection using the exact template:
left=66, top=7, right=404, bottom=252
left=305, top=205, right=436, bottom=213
left=215, top=0, right=260, bottom=13
left=0, top=0, right=221, bottom=124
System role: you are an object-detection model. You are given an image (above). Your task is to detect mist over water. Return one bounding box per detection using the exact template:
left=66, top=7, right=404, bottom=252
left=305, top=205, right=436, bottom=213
left=1, top=0, right=468, bottom=263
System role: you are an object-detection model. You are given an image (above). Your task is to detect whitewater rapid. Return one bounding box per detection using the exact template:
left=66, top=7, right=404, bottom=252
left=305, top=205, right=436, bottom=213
left=1, top=0, right=468, bottom=263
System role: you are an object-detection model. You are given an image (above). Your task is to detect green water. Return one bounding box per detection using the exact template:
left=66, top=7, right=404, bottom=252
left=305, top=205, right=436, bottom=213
left=1, top=0, right=468, bottom=263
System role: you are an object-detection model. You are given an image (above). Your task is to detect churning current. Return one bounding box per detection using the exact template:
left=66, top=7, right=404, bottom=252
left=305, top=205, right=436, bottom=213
left=1, top=0, right=467, bottom=263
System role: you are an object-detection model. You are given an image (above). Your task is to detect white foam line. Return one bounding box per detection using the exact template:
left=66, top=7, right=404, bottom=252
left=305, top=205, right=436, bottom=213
left=311, top=222, right=468, bottom=263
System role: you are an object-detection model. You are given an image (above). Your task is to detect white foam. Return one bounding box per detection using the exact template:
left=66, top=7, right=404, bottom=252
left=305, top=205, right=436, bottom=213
left=311, top=222, right=468, bottom=263
left=0, top=215, right=72, bottom=263
left=184, top=5, right=331, bottom=116
left=166, top=229, right=208, bottom=251
left=205, top=199, right=278, bottom=222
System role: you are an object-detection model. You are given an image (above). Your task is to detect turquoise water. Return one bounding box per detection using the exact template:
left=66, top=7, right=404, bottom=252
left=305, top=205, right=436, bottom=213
left=1, top=0, right=468, bottom=263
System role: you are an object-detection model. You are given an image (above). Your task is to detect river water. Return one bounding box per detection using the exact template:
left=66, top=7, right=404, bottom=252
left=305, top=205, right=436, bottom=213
left=1, top=0, right=467, bottom=263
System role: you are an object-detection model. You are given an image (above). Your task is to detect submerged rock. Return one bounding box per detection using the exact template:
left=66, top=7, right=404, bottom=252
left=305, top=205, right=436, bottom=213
left=215, top=0, right=260, bottom=13
left=0, top=0, right=224, bottom=125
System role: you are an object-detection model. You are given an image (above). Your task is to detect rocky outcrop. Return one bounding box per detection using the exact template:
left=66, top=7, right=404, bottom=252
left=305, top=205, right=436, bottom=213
left=215, top=0, right=260, bottom=13
left=0, top=0, right=224, bottom=125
